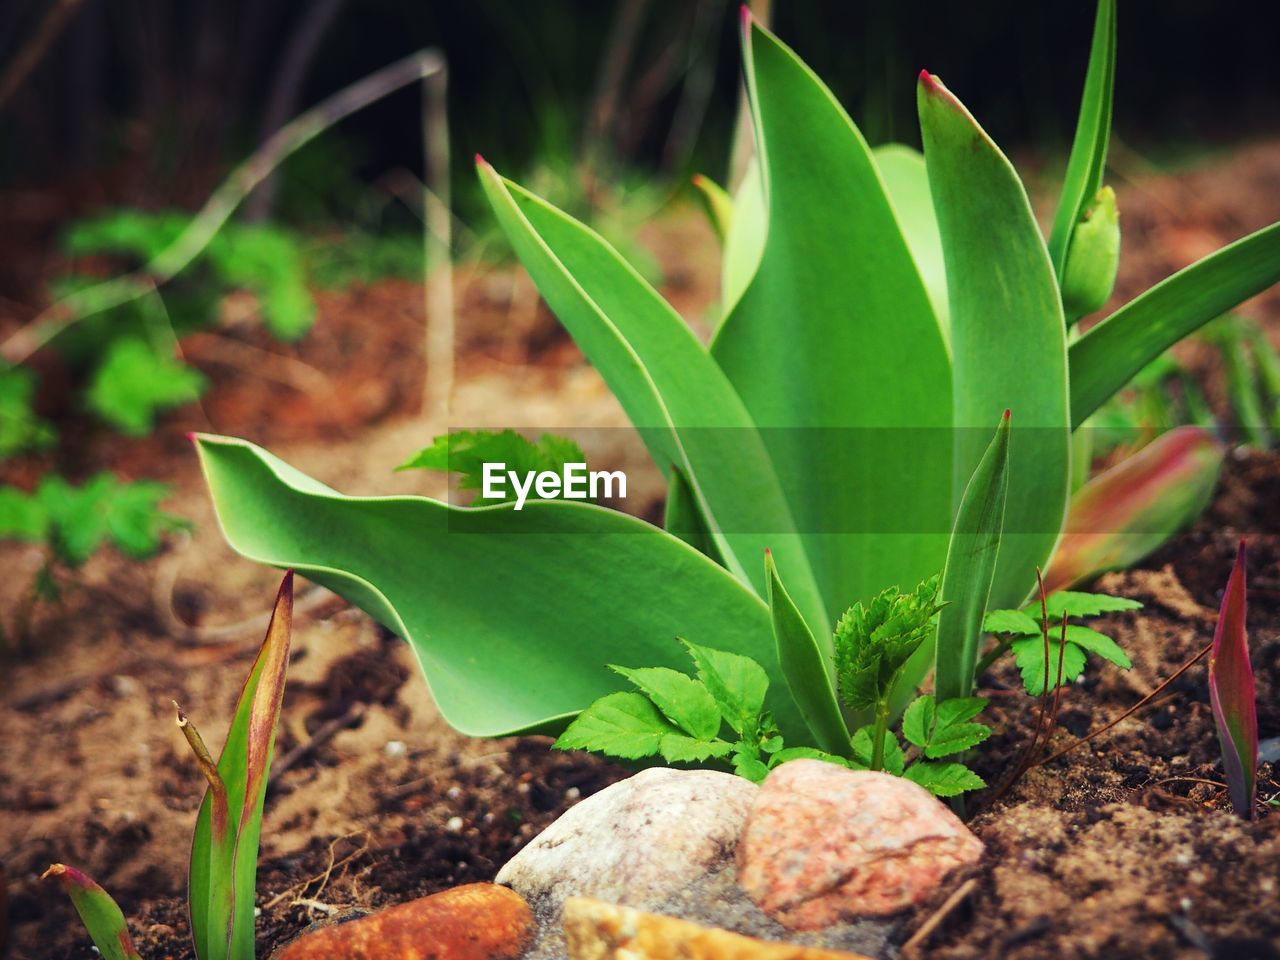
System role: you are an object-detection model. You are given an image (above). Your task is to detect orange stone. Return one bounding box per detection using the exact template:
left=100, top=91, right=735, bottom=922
left=273, top=883, right=536, bottom=960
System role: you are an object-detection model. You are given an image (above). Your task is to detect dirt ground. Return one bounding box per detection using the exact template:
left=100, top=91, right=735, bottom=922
left=3, top=142, right=1280, bottom=959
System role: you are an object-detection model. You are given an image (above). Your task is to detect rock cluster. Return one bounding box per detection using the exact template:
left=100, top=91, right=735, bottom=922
left=274, top=761, right=983, bottom=960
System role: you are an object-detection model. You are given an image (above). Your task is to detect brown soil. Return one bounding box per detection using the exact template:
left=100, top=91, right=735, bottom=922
left=3, top=143, right=1280, bottom=960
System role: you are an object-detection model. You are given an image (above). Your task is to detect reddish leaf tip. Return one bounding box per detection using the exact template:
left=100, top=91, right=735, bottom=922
left=764, top=547, right=772, bottom=556
left=691, top=173, right=706, bottom=187
left=184, top=431, right=196, bottom=443
left=740, top=4, right=752, bottom=28
left=474, top=153, right=489, bottom=169
left=41, top=863, right=67, bottom=881
left=1003, top=408, right=1011, bottom=420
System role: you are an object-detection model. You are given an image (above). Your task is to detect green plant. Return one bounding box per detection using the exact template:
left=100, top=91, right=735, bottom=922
left=46, top=574, right=294, bottom=959
left=191, top=5, right=1280, bottom=751
left=1209, top=542, right=1257, bottom=819
left=982, top=591, right=1141, bottom=696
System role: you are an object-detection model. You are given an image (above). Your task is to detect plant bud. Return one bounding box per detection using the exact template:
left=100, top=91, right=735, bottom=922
left=1061, top=185, right=1120, bottom=319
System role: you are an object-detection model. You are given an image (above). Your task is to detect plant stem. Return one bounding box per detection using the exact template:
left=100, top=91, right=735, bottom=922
left=870, top=700, right=890, bottom=771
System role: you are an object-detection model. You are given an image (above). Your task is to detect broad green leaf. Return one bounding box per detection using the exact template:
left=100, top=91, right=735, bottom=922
left=1044, top=426, right=1224, bottom=592
left=713, top=20, right=953, bottom=624
left=194, top=435, right=810, bottom=742
left=1069, top=222, right=1280, bottom=426
left=86, top=337, right=206, bottom=436
left=554, top=692, right=677, bottom=760
left=933, top=412, right=1011, bottom=704
left=903, top=761, right=986, bottom=797
left=43, top=864, right=142, bottom=960
left=659, top=733, right=735, bottom=764
left=691, top=173, right=734, bottom=244
left=1061, top=624, right=1131, bottom=670
left=1209, top=542, right=1257, bottom=818
left=1047, top=0, right=1117, bottom=280
left=719, top=160, right=766, bottom=321
left=764, top=551, right=851, bottom=756
left=872, top=143, right=949, bottom=335
left=189, top=572, right=293, bottom=960
left=983, top=608, right=1041, bottom=636
left=919, top=73, right=1071, bottom=612
left=1044, top=591, right=1142, bottom=619
left=849, top=726, right=904, bottom=776
left=477, top=159, right=827, bottom=636
left=681, top=640, right=769, bottom=737
left=610, top=665, right=722, bottom=740
left=1011, top=637, right=1087, bottom=696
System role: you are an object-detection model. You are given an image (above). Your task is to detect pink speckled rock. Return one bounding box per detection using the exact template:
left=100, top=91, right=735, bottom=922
left=737, top=761, right=982, bottom=929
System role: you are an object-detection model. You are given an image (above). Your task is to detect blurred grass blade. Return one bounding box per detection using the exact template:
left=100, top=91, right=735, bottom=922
left=1248, top=323, right=1280, bottom=432
left=691, top=173, right=734, bottom=244
left=1070, top=222, right=1280, bottom=426
left=1210, top=541, right=1257, bottom=818
left=478, top=157, right=827, bottom=635
left=194, top=435, right=811, bottom=743
left=935, top=412, right=1011, bottom=703
left=188, top=571, right=293, bottom=960
left=713, top=17, right=952, bottom=624
left=919, top=71, right=1070, bottom=610
left=1219, top=317, right=1272, bottom=448
left=1044, top=427, right=1224, bottom=593
left=764, top=550, right=851, bottom=755
left=1047, top=0, right=1117, bottom=279
left=718, top=159, right=766, bottom=322
left=42, top=864, right=141, bottom=960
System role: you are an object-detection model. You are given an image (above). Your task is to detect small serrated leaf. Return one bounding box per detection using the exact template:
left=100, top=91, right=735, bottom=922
left=769, top=746, right=850, bottom=768
left=925, top=722, right=991, bottom=759
left=681, top=640, right=769, bottom=737
left=553, top=692, right=677, bottom=760
left=734, top=754, right=771, bottom=783
left=1044, top=591, right=1142, bottom=618
left=902, top=696, right=934, bottom=749
left=86, top=337, right=206, bottom=436
left=983, top=608, right=1042, bottom=635
left=903, top=761, right=986, bottom=797
left=658, top=734, right=734, bottom=764
left=610, top=665, right=722, bottom=740
left=1061, top=624, right=1131, bottom=669
left=1011, top=638, right=1087, bottom=696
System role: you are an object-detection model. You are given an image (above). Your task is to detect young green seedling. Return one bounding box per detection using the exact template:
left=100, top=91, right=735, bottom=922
left=1209, top=541, right=1258, bottom=819
left=47, top=572, right=294, bottom=960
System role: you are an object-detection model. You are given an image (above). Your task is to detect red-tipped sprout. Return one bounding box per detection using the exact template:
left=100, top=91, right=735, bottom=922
left=42, top=864, right=142, bottom=960
left=1209, top=541, right=1258, bottom=819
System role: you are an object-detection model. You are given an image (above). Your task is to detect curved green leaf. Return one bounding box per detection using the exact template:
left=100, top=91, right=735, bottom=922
left=478, top=159, right=826, bottom=635
left=193, top=435, right=809, bottom=742
left=719, top=160, right=766, bottom=322
left=919, top=72, right=1070, bottom=610
left=1048, top=0, right=1117, bottom=279
left=1070, top=222, right=1280, bottom=427
left=1209, top=541, right=1257, bottom=818
left=764, top=551, right=851, bottom=756
left=691, top=173, right=734, bottom=244
left=43, top=864, right=141, bottom=960
left=934, top=412, right=1011, bottom=703
left=872, top=143, right=949, bottom=335
left=713, top=19, right=953, bottom=622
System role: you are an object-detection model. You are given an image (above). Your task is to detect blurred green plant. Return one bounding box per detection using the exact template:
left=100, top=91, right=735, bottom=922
left=46, top=573, right=294, bottom=960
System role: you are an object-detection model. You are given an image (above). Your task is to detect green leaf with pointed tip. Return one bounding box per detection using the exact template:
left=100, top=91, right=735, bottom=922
left=713, top=19, right=953, bottom=625
left=903, top=761, right=986, bottom=797
left=477, top=158, right=827, bottom=636
left=691, top=173, right=734, bottom=244
left=1069, top=222, right=1280, bottom=427
left=764, top=551, right=851, bottom=757
left=610, top=665, right=722, bottom=740
left=554, top=691, right=678, bottom=760
left=1044, top=591, right=1142, bottom=619
left=872, top=143, right=949, bottom=336
left=189, top=572, right=293, bottom=960
left=919, top=73, right=1070, bottom=612
left=681, top=640, right=769, bottom=738
left=983, top=608, right=1042, bottom=636
left=933, top=413, right=1010, bottom=704
left=1011, top=637, right=1087, bottom=696
left=1048, top=0, right=1117, bottom=280
left=44, top=864, right=142, bottom=960
left=194, top=435, right=810, bottom=744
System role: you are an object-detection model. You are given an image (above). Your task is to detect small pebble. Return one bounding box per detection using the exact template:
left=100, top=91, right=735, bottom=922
left=384, top=740, right=407, bottom=757
left=446, top=816, right=464, bottom=833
